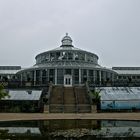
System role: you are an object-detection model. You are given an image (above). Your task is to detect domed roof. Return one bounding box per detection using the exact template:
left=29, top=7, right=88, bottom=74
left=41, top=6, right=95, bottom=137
left=35, top=33, right=99, bottom=60
left=61, top=33, right=73, bottom=46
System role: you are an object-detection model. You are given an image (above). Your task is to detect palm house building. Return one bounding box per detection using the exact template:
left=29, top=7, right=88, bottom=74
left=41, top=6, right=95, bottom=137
left=17, top=34, right=117, bottom=87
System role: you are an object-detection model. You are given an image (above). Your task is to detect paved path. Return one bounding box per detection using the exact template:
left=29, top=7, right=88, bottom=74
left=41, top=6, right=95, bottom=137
left=0, top=113, right=140, bottom=121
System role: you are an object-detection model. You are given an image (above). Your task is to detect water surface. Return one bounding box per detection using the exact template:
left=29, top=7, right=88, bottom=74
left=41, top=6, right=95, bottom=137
left=0, top=119, right=140, bottom=139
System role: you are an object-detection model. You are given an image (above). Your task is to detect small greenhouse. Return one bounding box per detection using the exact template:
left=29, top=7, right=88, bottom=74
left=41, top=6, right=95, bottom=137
left=96, top=87, right=140, bottom=111
left=0, top=90, right=44, bottom=113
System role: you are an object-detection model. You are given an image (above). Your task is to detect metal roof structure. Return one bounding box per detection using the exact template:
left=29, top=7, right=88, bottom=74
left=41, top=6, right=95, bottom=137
left=35, top=45, right=99, bottom=61
left=112, top=67, right=140, bottom=70
left=0, top=66, right=21, bottom=70
left=112, top=67, right=140, bottom=75
left=2, top=90, right=42, bottom=101
left=18, top=62, right=115, bottom=74
left=113, top=70, right=140, bottom=75
left=0, top=70, right=21, bottom=75
left=96, top=87, right=140, bottom=101
left=0, top=66, right=21, bottom=75
left=35, top=33, right=99, bottom=63
left=21, top=62, right=101, bottom=70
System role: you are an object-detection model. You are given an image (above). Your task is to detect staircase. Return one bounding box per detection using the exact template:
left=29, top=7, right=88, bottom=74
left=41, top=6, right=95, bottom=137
left=63, top=87, right=76, bottom=113
left=49, top=86, right=63, bottom=113
left=49, top=85, right=91, bottom=113
left=75, top=86, right=91, bottom=113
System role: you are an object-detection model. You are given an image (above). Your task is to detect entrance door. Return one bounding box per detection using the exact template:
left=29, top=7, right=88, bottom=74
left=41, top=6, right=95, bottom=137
left=64, top=75, right=72, bottom=87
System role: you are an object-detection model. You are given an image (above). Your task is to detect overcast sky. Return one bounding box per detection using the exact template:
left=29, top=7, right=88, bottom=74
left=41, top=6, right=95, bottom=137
left=0, top=0, right=140, bottom=68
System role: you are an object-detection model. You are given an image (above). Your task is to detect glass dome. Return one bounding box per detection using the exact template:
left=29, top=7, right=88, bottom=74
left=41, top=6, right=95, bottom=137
left=35, top=33, right=99, bottom=65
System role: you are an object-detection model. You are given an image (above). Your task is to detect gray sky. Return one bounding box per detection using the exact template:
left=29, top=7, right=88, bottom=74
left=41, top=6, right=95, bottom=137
left=0, top=0, right=140, bottom=68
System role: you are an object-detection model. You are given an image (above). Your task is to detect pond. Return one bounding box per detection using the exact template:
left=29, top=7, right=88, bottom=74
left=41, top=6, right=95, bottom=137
left=0, top=119, right=140, bottom=139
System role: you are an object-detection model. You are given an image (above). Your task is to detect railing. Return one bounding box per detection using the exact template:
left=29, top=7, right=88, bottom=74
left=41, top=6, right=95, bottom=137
left=48, top=83, right=53, bottom=113
left=73, top=87, right=78, bottom=112
left=74, top=87, right=79, bottom=111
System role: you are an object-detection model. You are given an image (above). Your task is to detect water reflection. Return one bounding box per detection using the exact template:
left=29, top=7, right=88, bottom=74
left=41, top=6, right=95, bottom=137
left=0, top=119, right=140, bottom=139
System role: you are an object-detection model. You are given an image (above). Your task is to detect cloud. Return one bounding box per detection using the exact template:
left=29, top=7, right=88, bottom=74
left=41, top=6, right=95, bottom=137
left=0, top=0, right=140, bottom=67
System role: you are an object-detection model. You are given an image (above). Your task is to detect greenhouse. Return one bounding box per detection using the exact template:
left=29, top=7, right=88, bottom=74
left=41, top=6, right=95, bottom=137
left=17, top=33, right=117, bottom=87
left=97, top=87, right=140, bottom=111
left=0, top=90, right=44, bottom=112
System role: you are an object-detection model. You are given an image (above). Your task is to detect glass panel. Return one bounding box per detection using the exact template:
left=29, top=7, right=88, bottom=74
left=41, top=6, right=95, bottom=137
left=65, top=69, right=71, bottom=75
left=36, top=70, right=40, bottom=85
left=45, top=53, right=49, bottom=62
left=50, top=53, right=55, bottom=61
left=42, top=69, right=47, bottom=76
left=42, top=69, right=48, bottom=85
left=62, top=51, right=67, bottom=60
left=88, top=70, right=94, bottom=83
left=69, top=78, right=71, bottom=85
left=86, top=54, right=96, bottom=62
left=57, top=69, right=64, bottom=84
left=56, top=52, right=61, bottom=60
left=73, top=69, right=79, bottom=84
left=81, top=69, right=87, bottom=83
left=96, top=70, right=100, bottom=84
left=67, top=52, right=73, bottom=60
left=49, top=69, right=55, bottom=83
left=79, top=53, right=85, bottom=61
left=74, top=52, right=79, bottom=60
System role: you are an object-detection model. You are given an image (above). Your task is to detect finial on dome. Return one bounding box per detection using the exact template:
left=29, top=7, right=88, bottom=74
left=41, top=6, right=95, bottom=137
left=66, top=33, right=68, bottom=36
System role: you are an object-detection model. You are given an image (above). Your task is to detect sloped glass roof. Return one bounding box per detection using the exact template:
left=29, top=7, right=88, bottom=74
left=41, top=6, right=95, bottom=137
left=96, top=87, right=140, bottom=101
left=17, top=61, right=115, bottom=74
left=114, top=70, right=140, bottom=75
left=2, top=90, right=42, bottom=101
left=0, top=70, right=20, bottom=74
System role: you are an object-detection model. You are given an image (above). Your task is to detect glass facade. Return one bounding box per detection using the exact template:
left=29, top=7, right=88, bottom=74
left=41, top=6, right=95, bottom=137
left=17, top=34, right=116, bottom=86
left=88, top=70, right=94, bottom=84
left=42, top=69, right=48, bottom=85
left=73, top=69, right=79, bottom=84
left=49, top=69, right=55, bottom=83
left=57, top=69, right=64, bottom=84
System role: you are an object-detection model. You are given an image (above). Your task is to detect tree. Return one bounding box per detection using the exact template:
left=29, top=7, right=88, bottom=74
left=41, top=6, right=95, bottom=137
left=91, top=90, right=100, bottom=104
left=0, top=84, right=9, bottom=100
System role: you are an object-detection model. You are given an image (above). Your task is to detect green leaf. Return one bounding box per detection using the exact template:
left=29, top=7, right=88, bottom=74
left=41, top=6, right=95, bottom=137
left=0, top=84, right=9, bottom=100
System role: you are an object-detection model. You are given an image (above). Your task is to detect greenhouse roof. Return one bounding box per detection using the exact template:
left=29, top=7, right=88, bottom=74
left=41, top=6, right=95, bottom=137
left=2, top=90, right=42, bottom=101
left=113, top=70, right=140, bottom=75
left=17, top=61, right=115, bottom=74
left=0, top=69, right=20, bottom=74
left=96, top=87, right=140, bottom=101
